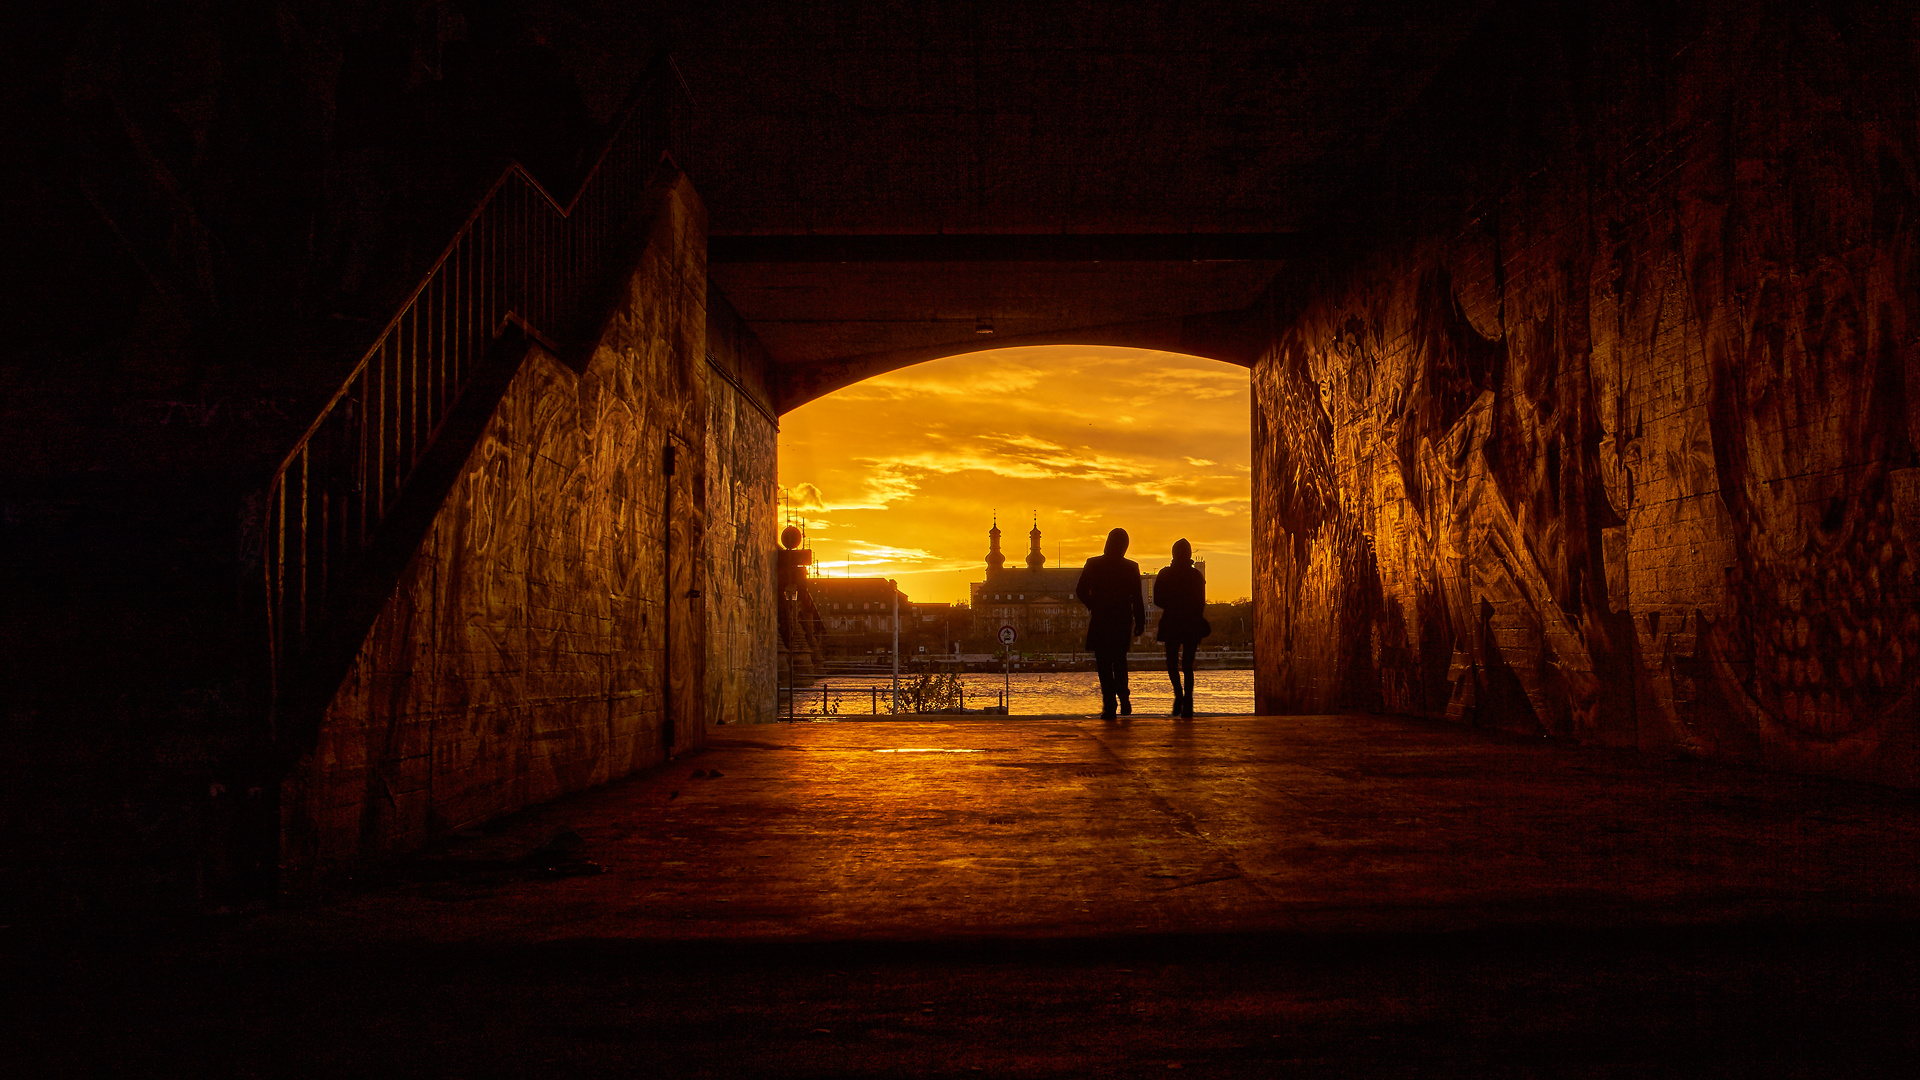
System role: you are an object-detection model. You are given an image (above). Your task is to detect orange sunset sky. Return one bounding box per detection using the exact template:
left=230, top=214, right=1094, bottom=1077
left=777, top=346, right=1253, bottom=606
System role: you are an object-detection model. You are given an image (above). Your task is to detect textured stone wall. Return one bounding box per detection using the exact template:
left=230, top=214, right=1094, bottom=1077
left=704, top=289, right=781, bottom=726
left=283, top=177, right=717, bottom=875
left=1253, top=1, right=1920, bottom=786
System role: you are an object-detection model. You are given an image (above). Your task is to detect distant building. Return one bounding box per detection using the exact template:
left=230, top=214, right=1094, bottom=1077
left=970, top=517, right=1090, bottom=651
left=907, top=601, right=971, bottom=656
left=968, top=517, right=1203, bottom=651
left=810, top=576, right=910, bottom=658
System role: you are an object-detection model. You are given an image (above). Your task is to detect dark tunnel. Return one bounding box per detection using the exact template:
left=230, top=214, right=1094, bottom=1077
left=3, top=1, right=1918, bottom=1073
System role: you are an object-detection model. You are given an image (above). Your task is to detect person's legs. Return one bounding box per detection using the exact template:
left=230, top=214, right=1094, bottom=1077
left=1165, top=643, right=1184, bottom=715
left=1180, top=642, right=1198, bottom=717
left=1116, top=653, right=1132, bottom=714
left=1094, top=649, right=1120, bottom=718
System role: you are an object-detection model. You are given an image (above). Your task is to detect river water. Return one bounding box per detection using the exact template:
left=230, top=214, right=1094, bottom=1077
left=782, top=668, right=1255, bottom=718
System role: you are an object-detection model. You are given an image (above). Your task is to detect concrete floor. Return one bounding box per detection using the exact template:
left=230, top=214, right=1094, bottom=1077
left=11, top=714, right=1920, bottom=1076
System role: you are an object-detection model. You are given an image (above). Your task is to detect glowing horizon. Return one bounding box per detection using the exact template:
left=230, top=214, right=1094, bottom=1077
left=777, top=345, right=1252, bottom=606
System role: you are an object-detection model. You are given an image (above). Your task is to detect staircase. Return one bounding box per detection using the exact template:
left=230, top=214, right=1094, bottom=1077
left=258, top=57, right=690, bottom=745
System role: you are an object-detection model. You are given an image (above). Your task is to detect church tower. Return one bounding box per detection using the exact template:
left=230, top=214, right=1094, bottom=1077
left=1026, top=515, right=1045, bottom=570
left=985, top=515, right=1005, bottom=571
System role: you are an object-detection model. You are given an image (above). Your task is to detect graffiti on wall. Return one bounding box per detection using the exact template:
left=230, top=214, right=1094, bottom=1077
left=1254, top=9, right=1920, bottom=784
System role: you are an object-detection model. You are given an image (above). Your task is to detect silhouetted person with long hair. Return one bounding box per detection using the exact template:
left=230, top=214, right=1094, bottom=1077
left=1076, top=528, right=1146, bottom=719
left=1153, top=538, right=1209, bottom=719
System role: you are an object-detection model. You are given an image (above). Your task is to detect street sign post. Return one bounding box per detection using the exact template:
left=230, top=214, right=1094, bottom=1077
left=998, top=625, right=1016, bottom=714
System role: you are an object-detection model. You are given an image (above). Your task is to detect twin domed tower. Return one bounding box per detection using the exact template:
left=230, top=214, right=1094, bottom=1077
left=985, top=514, right=1046, bottom=572
left=973, top=514, right=1082, bottom=647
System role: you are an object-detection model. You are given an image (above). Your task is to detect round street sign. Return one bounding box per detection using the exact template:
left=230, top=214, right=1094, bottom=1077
left=998, top=624, right=1017, bottom=646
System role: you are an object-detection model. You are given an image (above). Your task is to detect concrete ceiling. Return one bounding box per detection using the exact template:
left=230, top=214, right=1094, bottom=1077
left=653, top=1, right=1496, bottom=406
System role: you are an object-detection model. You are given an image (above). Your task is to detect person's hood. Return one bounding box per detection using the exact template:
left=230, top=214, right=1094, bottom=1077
left=1103, top=528, right=1129, bottom=557
left=1171, top=538, right=1192, bottom=565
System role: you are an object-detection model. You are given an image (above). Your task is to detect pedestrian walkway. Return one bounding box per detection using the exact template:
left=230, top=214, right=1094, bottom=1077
left=259, top=713, right=1920, bottom=945
left=13, top=714, right=1920, bottom=1077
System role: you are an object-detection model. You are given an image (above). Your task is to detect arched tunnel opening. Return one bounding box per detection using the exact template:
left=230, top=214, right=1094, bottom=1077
left=774, top=345, right=1254, bottom=717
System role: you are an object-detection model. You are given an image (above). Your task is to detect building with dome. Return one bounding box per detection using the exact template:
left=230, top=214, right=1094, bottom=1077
left=968, top=517, right=1204, bottom=652
left=969, top=516, right=1088, bottom=651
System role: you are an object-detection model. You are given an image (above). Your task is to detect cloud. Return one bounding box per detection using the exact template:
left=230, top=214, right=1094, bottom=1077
left=1184, top=382, right=1247, bottom=401
left=779, top=345, right=1253, bottom=602
left=843, top=364, right=1042, bottom=400
left=852, top=435, right=1155, bottom=492
left=845, top=541, right=946, bottom=564
left=855, top=467, right=922, bottom=508
left=811, top=540, right=982, bottom=585
left=1130, top=474, right=1253, bottom=508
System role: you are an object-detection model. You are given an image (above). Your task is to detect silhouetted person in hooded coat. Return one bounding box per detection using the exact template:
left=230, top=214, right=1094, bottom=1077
left=1076, top=528, right=1146, bottom=718
left=1153, top=538, right=1209, bottom=718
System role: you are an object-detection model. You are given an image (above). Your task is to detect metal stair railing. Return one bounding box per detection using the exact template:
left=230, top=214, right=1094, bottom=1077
left=260, top=57, right=690, bottom=720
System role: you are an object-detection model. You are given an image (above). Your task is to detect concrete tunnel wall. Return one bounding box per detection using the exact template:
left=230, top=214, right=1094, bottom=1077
left=1250, top=3, right=1920, bottom=787
left=282, top=177, right=779, bottom=879
left=281, top=2, right=1920, bottom=880
left=703, top=288, right=782, bottom=729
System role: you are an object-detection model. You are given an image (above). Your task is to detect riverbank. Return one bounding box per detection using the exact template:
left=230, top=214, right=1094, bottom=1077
left=778, top=668, right=1255, bottom=718
left=815, top=651, right=1254, bottom=676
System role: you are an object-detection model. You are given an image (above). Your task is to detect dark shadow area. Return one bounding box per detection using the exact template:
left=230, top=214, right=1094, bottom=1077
left=10, top=707, right=1920, bottom=1073
left=9, top=922, right=1918, bottom=1076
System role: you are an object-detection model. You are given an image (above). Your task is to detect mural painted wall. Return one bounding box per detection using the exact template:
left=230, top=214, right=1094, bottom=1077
left=283, top=178, right=723, bottom=878
left=1253, top=1, right=1920, bottom=786
left=704, top=289, right=781, bottom=727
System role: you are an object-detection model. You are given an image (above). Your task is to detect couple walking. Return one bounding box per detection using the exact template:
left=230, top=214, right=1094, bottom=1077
left=1074, top=529, right=1210, bottom=720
